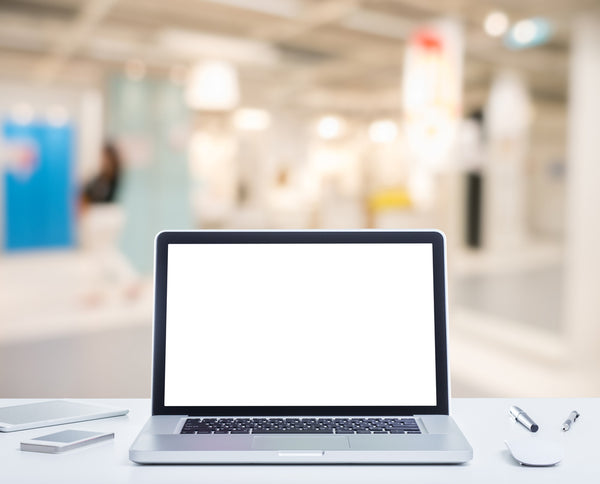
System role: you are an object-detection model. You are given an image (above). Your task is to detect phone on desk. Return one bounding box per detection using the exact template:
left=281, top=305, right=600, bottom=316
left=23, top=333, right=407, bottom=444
left=20, top=430, right=114, bottom=454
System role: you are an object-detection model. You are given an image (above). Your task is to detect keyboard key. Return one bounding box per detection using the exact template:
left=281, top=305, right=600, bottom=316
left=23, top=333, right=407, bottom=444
left=253, top=429, right=333, bottom=434
left=180, top=417, right=420, bottom=435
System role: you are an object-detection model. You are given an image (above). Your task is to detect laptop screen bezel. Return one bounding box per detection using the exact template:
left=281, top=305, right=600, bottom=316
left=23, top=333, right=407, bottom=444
left=151, top=230, right=450, bottom=416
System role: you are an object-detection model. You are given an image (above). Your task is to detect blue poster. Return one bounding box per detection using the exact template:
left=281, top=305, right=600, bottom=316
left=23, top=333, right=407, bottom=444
left=2, top=119, right=75, bottom=251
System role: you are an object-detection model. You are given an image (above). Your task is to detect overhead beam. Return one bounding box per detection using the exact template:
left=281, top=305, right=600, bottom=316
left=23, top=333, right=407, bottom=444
left=249, top=0, right=360, bottom=42
left=32, top=0, right=119, bottom=84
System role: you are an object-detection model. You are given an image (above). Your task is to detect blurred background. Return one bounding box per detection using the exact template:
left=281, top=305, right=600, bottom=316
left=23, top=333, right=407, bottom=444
left=1, top=0, right=599, bottom=399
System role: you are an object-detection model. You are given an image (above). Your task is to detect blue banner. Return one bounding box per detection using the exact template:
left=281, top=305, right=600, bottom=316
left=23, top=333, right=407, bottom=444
left=2, top=119, right=75, bottom=251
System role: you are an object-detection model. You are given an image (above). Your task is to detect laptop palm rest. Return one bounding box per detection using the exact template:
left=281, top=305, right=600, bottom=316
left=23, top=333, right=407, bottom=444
left=252, top=436, right=350, bottom=450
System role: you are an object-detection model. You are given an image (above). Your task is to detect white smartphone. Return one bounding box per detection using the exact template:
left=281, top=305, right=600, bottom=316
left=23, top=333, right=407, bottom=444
left=20, top=429, right=114, bottom=453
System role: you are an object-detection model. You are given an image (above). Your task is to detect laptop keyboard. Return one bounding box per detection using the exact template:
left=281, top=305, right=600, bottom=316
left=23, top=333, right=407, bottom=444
left=180, top=417, right=421, bottom=434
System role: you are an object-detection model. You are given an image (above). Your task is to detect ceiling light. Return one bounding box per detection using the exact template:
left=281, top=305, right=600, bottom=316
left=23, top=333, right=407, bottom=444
left=369, top=120, right=398, bottom=143
left=484, top=11, right=509, bottom=37
left=185, top=61, right=240, bottom=111
left=486, top=72, right=532, bottom=138
left=505, top=18, right=552, bottom=49
left=233, top=108, right=271, bottom=131
left=513, top=20, right=537, bottom=45
left=317, top=116, right=344, bottom=140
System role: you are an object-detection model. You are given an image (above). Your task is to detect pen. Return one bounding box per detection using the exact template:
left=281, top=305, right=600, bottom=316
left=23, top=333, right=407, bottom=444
left=509, top=405, right=539, bottom=432
left=562, top=410, right=580, bottom=431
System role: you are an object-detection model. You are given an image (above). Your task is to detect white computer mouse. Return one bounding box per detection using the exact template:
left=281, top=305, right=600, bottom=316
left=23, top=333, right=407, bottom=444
left=504, top=439, right=564, bottom=467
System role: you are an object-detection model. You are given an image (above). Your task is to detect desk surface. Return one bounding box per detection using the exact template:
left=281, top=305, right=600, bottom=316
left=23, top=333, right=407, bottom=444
left=1, top=398, right=598, bottom=483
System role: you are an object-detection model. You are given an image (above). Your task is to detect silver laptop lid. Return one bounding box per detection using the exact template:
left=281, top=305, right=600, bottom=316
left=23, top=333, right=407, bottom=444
left=151, top=230, right=449, bottom=417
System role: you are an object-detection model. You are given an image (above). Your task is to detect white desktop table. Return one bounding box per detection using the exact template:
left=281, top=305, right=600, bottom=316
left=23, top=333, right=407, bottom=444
left=0, top=398, right=597, bottom=483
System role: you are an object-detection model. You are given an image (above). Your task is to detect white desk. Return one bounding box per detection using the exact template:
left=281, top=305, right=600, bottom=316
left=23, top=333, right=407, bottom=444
left=1, top=398, right=598, bottom=483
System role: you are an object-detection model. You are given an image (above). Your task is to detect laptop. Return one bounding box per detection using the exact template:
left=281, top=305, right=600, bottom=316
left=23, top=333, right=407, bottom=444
left=129, top=230, right=472, bottom=464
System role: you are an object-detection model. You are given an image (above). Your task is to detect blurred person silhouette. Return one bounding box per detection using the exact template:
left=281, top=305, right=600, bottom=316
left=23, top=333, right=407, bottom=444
left=79, top=142, right=140, bottom=305
left=459, top=110, right=486, bottom=248
left=267, top=165, right=314, bottom=229
left=81, top=142, right=121, bottom=206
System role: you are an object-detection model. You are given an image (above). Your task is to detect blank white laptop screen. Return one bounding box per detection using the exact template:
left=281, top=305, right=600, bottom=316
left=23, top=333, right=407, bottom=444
left=164, top=243, right=437, bottom=407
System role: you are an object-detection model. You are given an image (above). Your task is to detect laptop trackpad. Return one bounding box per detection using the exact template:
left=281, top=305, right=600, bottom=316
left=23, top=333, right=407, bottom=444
left=252, top=436, right=350, bottom=450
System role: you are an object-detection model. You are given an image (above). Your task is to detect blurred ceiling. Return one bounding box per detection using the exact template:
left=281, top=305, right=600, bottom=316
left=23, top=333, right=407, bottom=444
left=0, top=0, right=596, bottom=113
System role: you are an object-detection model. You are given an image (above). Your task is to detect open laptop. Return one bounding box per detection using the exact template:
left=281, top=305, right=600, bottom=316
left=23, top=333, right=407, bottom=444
left=129, top=230, right=472, bottom=464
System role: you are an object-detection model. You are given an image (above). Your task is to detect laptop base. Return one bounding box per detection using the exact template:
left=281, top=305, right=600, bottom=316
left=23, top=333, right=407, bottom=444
left=130, top=415, right=472, bottom=464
